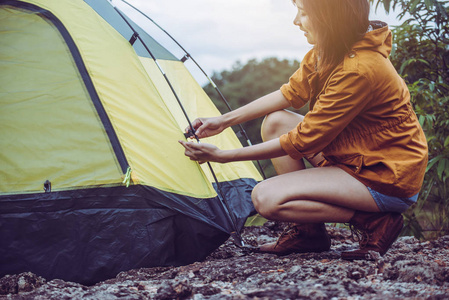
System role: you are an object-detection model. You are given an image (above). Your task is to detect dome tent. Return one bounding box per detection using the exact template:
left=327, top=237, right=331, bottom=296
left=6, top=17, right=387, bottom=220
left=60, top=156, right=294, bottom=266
left=0, top=0, right=262, bottom=284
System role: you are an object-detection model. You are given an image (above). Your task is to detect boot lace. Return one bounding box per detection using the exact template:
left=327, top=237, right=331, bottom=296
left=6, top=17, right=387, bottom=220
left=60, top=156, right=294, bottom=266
left=274, top=223, right=300, bottom=248
left=347, top=223, right=370, bottom=248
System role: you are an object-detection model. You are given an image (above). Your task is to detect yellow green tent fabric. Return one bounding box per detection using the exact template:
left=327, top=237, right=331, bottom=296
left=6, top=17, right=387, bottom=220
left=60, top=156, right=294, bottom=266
left=0, top=0, right=262, bottom=284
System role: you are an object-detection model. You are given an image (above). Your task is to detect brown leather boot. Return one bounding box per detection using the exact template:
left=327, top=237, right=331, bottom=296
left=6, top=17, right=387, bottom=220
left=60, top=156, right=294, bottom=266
left=258, top=223, right=331, bottom=255
left=341, top=211, right=404, bottom=260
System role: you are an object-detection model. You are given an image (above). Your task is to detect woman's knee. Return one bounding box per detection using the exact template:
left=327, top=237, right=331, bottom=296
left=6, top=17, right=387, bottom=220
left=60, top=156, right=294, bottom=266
left=261, top=111, right=286, bottom=142
left=261, top=110, right=303, bottom=142
left=251, top=182, right=278, bottom=219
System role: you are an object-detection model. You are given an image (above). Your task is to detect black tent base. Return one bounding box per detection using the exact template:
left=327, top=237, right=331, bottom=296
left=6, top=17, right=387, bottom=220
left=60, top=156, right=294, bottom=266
left=0, top=182, right=256, bottom=285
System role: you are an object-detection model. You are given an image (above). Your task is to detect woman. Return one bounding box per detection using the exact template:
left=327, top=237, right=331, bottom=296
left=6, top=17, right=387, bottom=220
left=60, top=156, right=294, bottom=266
left=179, top=0, right=428, bottom=259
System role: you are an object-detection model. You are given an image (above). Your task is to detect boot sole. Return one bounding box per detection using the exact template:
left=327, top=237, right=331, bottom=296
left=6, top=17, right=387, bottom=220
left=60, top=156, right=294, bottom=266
left=257, top=247, right=331, bottom=256
left=258, top=239, right=331, bottom=256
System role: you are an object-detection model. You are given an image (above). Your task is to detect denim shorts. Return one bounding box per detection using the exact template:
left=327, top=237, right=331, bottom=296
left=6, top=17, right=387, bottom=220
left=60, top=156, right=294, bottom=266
left=367, top=187, right=419, bottom=213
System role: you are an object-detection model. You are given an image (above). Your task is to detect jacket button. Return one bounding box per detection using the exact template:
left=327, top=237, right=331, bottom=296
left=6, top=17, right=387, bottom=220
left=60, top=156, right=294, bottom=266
left=349, top=52, right=356, bottom=58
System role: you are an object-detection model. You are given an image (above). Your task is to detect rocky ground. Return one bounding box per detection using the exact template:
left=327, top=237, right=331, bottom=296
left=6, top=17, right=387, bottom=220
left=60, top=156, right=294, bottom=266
left=1, top=222, right=449, bottom=299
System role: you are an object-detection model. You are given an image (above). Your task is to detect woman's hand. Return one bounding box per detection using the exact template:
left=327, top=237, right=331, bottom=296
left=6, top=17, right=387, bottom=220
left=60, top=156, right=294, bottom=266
left=184, top=116, right=226, bottom=139
left=179, top=140, right=227, bottom=164
left=180, top=138, right=287, bottom=164
left=184, top=91, right=290, bottom=139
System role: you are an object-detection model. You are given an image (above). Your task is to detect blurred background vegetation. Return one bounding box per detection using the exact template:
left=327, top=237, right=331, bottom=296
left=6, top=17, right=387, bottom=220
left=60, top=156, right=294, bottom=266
left=203, top=0, right=448, bottom=240
left=203, top=57, right=305, bottom=177
left=382, top=0, right=449, bottom=240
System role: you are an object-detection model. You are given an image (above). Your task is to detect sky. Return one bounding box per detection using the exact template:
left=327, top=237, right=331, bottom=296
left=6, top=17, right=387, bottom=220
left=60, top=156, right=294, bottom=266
left=112, top=0, right=403, bottom=85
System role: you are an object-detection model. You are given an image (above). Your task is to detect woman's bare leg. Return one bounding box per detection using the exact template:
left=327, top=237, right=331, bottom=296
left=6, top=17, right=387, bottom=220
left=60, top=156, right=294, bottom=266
left=257, top=109, right=380, bottom=224
left=252, top=166, right=380, bottom=224
left=261, top=110, right=324, bottom=173
left=261, top=110, right=307, bottom=174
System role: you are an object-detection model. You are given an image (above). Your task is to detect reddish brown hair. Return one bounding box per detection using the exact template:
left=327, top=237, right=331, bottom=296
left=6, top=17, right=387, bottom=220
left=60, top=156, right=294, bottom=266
left=301, top=0, right=370, bottom=76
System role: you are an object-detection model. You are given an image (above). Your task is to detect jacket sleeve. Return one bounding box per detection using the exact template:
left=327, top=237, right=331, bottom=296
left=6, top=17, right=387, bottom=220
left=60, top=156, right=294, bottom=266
left=280, top=50, right=316, bottom=109
left=280, top=71, right=373, bottom=160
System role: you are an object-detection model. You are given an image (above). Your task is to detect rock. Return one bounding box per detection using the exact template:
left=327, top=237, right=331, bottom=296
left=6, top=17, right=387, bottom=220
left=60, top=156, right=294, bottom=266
left=0, top=272, right=46, bottom=295
left=1, top=225, right=448, bottom=299
left=192, top=284, right=221, bottom=296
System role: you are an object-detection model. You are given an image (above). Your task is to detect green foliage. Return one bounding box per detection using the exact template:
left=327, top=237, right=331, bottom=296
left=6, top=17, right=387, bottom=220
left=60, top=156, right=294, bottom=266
left=374, top=0, right=449, bottom=239
left=203, top=57, right=302, bottom=177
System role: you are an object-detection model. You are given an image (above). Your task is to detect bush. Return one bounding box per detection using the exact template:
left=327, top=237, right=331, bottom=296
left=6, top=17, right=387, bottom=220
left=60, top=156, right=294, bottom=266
left=375, top=0, right=449, bottom=239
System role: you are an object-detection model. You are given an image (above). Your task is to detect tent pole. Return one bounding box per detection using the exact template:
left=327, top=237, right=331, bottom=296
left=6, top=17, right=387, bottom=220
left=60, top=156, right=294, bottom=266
left=110, top=4, right=246, bottom=247
left=119, top=0, right=267, bottom=181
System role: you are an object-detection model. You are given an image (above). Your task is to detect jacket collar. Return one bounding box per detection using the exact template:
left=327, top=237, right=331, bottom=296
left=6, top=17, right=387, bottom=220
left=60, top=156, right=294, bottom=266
left=352, top=21, right=391, bottom=58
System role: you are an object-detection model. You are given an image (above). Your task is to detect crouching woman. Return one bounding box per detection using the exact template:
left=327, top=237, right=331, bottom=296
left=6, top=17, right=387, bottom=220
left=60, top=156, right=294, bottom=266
left=179, top=0, right=428, bottom=259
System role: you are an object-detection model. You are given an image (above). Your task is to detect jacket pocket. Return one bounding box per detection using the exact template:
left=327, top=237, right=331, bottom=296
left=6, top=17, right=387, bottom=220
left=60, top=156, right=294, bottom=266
left=326, top=153, right=364, bottom=174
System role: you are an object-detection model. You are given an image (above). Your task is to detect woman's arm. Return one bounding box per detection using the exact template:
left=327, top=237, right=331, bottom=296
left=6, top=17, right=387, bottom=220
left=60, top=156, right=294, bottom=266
left=221, top=90, right=291, bottom=128
left=179, top=138, right=287, bottom=164
left=188, top=90, right=291, bottom=139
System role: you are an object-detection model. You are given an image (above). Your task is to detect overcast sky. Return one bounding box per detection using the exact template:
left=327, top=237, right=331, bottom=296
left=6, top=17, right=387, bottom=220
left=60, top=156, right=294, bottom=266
left=113, top=0, right=402, bottom=85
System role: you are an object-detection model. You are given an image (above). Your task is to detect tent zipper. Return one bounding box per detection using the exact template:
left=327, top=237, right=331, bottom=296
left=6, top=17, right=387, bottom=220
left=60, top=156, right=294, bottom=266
left=2, top=0, right=130, bottom=176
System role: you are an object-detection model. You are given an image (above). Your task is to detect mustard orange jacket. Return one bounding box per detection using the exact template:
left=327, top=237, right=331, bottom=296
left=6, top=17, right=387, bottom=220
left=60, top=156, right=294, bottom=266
left=279, top=22, right=428, bottom=198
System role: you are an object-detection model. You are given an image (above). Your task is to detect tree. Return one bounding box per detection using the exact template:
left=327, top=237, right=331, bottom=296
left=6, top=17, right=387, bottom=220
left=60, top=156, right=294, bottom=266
left=374, top=0, right=449, bottom=239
